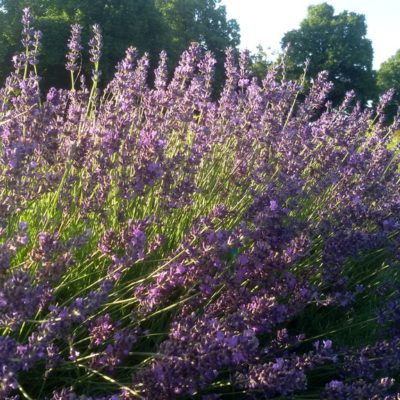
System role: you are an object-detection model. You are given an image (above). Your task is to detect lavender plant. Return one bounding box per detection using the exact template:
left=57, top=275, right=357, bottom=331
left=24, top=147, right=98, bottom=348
left=1, top=9, right=400, bottom=399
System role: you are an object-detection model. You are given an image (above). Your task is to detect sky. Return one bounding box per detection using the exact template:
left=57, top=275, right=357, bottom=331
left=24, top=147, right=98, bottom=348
left=220, top=0, right=400, bottom=70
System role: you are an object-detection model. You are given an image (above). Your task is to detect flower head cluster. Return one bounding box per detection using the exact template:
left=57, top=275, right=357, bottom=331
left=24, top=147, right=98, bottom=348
left=89, top=24, right=102, bottom=64
left=66, top=24, right=83, bottom=72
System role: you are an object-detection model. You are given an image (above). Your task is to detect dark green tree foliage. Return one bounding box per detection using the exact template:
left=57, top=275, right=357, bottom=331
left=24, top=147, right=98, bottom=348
left=249, top=45, right=272, bottom=82
left=0, top=0, right=167, bottom=88
left=155, top=0, right=240, bottom=90
left=0, top=0, right=71, bottom=87
left=281, top=3, right=376, bottom=106
left=155, top=0, right=239, bottom=58
left=377, top=49, right=400, bottom=119
left=0, top=0, right=240, bottom=90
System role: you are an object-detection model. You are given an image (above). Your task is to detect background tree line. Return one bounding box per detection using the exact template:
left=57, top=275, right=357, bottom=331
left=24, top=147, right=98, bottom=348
left=0, top=0, right=240, bottom=90
left=0, top=1, right=399, bottom=115
left=252, top=2, right=400, bottom=117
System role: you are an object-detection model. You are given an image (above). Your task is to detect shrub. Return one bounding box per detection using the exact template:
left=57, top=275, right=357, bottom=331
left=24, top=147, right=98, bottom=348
left=1, top=9, right=400, bottom=399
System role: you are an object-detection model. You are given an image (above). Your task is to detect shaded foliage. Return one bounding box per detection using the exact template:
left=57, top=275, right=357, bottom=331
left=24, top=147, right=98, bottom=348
left=249, top=45, right=273, bottom=82
left=0, top=0, right=240, bottom=90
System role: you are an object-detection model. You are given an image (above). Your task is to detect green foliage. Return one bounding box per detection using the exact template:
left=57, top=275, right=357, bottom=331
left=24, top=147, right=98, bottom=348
left=281, top=2, right=376, bottom=106
left=249, top=45, right=272, bottom=81
left=155, top=0, right=240, bottom=91
left=0, top=0, right=240, bottom=90
left=377, top=49, right=400, bottom=119
left=155, top=0, right=239, bottom=57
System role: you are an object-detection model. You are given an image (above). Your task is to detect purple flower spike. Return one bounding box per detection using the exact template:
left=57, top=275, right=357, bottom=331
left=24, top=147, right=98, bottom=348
left=66, top=24, right=83, bottom=72
left=89, top=24, right=102, bottom=64
left=89, top=314, right=114, bottom=346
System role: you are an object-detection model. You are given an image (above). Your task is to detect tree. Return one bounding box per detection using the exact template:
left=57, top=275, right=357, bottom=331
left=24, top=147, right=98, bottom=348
left=281, top=3, right=376, bottom=106
left=249, top=45, right=273, bottom=82
left=0, top=0, right=240, bottom=91
left=155, top=0, right=240, bottom=90
left=0, top=0, right=168, bottom=89
left=377, top=49, right=400, bottom=119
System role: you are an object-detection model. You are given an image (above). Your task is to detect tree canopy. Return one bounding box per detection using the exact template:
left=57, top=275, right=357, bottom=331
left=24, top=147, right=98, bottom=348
left=0, top=0, right=240, bottom=90
left=249, top=45, right=272, bottom=82
left=377, top=49, right=400, bottom=118
left=281, top=3, right=376, bottom=106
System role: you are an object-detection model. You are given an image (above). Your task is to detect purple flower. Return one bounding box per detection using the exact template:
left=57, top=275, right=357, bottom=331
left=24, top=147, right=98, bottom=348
left=89, top=314, right=114, bottom=346
left=89, top=24, right=102, bottom=64
left=66, top=24, right=83, bottom=72
left=269, top=200, right=278, bottom=211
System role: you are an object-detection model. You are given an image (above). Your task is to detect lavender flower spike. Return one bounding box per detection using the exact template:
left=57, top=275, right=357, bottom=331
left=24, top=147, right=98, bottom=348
left=66, top=24, right=83, bottom=72
left=89, top=24, right=103, bottom=64
left=21, top=8, right=34, bottom=48
left=89, top=24, right=103, bottom=84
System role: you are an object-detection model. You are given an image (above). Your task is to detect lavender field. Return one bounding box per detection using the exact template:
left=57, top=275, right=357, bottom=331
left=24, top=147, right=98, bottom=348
left=1, top=9, right=400, bottom=399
